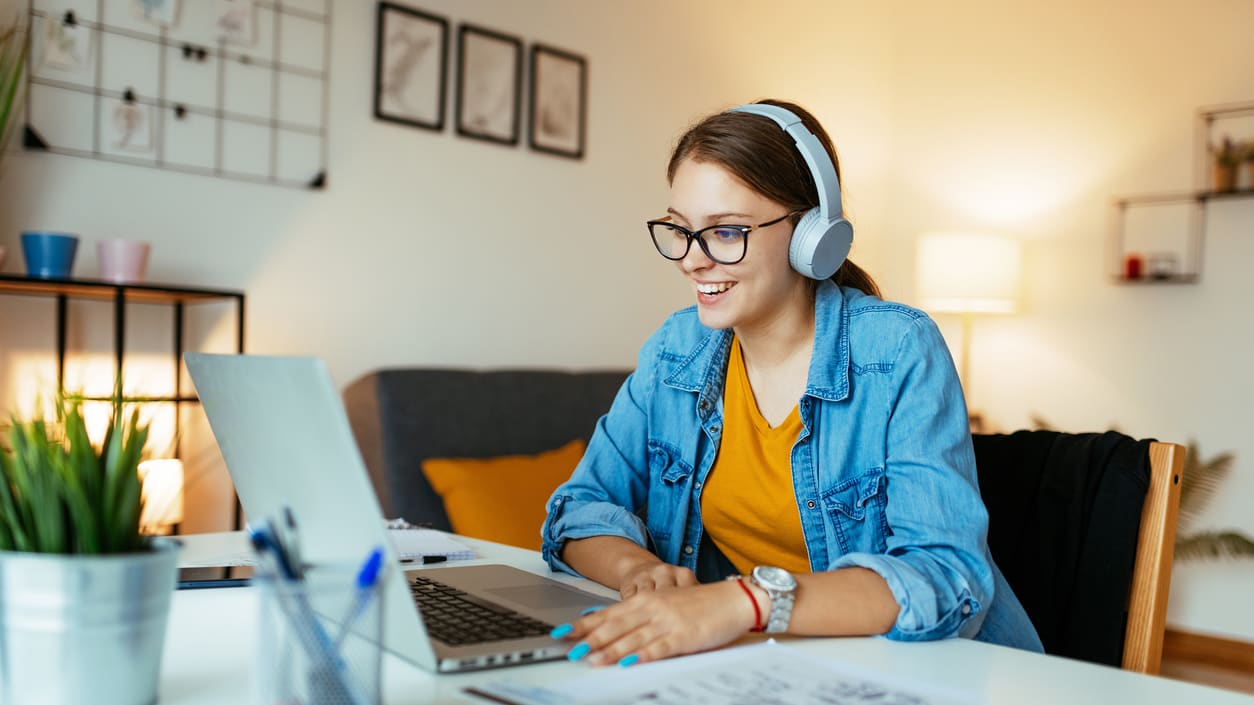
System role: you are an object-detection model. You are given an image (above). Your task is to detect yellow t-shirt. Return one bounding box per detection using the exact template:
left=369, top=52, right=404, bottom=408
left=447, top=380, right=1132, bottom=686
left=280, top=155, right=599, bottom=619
left=700, top=338, right=811, bottom=575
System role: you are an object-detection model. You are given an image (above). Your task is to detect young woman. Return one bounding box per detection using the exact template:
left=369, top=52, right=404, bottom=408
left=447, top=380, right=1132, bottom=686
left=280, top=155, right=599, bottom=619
left=541, top=100, right=1042, bottom=667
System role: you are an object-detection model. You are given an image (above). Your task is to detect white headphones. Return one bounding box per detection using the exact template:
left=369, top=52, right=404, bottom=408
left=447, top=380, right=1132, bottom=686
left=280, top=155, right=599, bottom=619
left=729, top=103, right=853, bottom=280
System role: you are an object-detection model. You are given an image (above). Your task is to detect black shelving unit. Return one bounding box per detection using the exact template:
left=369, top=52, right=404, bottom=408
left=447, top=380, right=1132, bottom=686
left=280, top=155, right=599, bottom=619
left=1110, top=102, right=1254, bottom=284
left=0, top=273, right=246, bottom=528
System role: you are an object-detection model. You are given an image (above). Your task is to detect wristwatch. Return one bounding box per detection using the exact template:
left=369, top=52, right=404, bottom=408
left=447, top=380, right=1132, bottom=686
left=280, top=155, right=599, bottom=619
left=750, top=565, right=798, bottom=633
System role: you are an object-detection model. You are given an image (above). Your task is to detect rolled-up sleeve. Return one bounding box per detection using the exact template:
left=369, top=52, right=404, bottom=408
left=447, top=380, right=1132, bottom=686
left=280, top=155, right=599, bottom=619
left=541, top=328, right=664, bottom=576
left=829, top=316, right=993, bottom=641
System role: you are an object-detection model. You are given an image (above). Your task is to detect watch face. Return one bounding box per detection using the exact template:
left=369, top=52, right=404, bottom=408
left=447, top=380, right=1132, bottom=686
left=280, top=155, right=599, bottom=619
left=754, top=565, right=797, bottom=591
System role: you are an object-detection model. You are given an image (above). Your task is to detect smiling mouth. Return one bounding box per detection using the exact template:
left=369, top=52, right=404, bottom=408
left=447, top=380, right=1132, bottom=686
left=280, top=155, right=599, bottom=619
left=696, top=282, right=736, bottom=297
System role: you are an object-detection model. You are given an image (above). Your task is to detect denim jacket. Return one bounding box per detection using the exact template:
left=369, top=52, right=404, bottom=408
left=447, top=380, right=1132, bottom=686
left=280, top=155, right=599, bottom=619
left=542, top=281, right=1042, bottom=649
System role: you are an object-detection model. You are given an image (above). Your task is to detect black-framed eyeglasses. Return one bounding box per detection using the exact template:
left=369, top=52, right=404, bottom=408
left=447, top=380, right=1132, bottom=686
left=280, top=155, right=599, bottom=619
left=646, top=211, right=803, bottom=265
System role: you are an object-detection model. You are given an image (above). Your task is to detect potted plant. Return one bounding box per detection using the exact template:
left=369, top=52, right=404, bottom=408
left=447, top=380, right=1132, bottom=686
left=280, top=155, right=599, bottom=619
left=1212, top=136, right=1242, bottom=192
left=0, top=393, right=180, bottom=705
left=0, top=10, right=28, bottom=169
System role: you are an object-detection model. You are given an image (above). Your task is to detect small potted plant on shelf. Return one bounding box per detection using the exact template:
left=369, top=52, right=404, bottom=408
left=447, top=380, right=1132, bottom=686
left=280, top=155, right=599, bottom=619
left=1212, top=135, right=1242, bottom=192
left=0, top=391, right=180, bottom=705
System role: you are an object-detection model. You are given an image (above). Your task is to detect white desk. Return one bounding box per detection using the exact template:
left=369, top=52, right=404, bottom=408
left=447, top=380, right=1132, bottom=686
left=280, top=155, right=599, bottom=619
left=165, top=533, right=1250, bottom=705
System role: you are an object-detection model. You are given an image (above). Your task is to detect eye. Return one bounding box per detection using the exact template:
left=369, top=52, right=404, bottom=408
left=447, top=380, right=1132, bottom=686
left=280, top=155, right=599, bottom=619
left=710, top=227, right=744, bottom=244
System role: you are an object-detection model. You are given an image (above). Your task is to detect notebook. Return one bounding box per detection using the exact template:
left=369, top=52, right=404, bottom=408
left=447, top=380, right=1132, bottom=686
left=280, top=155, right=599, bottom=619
left=185, top=353, right=614, bottom=673
left=388, top=527, right=475, bottom=563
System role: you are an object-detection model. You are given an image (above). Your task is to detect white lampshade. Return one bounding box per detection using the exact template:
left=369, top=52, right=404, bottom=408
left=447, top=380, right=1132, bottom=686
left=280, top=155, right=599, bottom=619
left=916, top=233, right=1022, bottom=314
left=138, top=459, right=184, bottom=533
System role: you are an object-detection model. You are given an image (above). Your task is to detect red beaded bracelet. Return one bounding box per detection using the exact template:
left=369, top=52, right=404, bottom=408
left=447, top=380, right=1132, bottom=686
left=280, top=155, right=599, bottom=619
left=732, top=576, right=763, bottom=632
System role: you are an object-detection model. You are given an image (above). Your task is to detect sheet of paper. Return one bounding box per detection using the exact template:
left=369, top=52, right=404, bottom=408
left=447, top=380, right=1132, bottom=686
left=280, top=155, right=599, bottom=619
left=466, top=641, right=979, bottom=705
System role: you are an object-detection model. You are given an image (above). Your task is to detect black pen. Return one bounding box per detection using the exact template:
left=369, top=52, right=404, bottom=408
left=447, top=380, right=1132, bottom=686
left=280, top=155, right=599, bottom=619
left=421, top=555, right=448, bottom=565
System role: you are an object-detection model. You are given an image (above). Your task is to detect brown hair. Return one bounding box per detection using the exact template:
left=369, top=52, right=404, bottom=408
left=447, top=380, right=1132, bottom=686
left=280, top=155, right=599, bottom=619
left=666, top=99, right=880, bottom=297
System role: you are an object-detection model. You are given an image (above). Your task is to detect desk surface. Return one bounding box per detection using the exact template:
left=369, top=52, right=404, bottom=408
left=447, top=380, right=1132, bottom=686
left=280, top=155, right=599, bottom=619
left=166, top=532, right=1251, bottom=705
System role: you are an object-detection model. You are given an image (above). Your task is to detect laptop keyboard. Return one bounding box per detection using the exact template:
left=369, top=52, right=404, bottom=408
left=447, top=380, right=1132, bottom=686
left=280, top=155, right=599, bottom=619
left=409, top=575, right=554, bottom=646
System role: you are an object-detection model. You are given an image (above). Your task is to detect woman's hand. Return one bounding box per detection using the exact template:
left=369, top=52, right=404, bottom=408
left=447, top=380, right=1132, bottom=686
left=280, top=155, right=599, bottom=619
left=552, top=579, right=756, bottom=667
left=559, top=536, right=698, bottom=598
left=617, top=560, right=698, bottom=598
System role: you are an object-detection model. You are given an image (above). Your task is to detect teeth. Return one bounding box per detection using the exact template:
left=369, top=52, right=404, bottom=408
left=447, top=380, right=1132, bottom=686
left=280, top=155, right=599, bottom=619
left=697, top=282, right=734, bottom=294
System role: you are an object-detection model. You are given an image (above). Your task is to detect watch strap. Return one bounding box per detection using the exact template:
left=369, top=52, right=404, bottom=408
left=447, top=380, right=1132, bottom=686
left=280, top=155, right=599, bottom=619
left=750, top=568, right=796, bottom=634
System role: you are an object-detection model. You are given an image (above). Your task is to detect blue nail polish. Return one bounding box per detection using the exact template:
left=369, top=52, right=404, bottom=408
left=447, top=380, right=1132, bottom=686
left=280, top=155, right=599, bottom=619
left=549, top=623, right=573, bottom=639
left=618, top=654, right=639, bottom=667
left=580, top=605, right=606, bottom=616
left=567, top=642, right=591, bottom=661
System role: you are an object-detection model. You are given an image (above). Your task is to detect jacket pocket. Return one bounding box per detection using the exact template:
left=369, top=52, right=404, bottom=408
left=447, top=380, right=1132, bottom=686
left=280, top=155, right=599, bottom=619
left=821, top=466, right=889, bottom=554
left=645, top=440, right=692, bottom=543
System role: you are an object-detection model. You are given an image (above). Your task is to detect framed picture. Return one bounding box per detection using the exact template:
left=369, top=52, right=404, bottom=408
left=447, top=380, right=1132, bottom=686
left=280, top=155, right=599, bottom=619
left=455, top=24, right=522, bottom=146
left=374, top=2, right=448, bottom=131
left=528, top=44, right=586, bottom=159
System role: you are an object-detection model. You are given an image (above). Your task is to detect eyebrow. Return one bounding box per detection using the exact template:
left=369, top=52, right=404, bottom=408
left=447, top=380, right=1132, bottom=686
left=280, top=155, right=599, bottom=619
left=665, top=207, right=756, bottom=223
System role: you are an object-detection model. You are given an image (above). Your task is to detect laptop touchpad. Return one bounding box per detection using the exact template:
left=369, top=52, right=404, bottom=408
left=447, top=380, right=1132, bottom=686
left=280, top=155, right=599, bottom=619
left=487, top=585, right=606, bottom=611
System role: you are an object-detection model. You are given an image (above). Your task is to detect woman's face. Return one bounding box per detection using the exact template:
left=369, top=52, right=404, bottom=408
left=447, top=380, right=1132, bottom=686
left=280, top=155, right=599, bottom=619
left=667, top=157, right=804, bottom=332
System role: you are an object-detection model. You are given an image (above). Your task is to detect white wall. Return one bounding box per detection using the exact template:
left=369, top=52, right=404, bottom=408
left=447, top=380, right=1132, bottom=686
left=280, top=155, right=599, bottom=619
left=867, top=0, right=1254, bottom=642
left=1, top=0, right=1252, bottom=641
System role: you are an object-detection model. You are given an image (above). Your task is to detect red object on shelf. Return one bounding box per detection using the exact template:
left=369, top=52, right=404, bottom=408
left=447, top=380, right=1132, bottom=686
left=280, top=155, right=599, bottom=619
left=1124, top=253, right=1144, bottom=280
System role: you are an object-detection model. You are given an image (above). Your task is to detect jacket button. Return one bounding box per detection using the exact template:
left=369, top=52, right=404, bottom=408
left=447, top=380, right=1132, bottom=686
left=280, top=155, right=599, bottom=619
left=683, top=545, right=694, bottom=555
left=710, top=425, right=720, bottom=434
left=961, top=604, right=972, bottom=616
left=806, top=500, right=816, bottom=509
left=698, top=400, right=709, bottom=410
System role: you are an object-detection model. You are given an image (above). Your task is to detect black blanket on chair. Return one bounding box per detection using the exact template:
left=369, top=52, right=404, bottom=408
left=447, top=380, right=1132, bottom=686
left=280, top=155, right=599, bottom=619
left=972, top=430, right=1151, bottom=667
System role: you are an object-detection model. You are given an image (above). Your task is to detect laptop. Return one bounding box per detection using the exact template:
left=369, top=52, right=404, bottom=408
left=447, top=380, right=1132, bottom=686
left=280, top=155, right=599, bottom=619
left=185, top=353, right=613, bottom=673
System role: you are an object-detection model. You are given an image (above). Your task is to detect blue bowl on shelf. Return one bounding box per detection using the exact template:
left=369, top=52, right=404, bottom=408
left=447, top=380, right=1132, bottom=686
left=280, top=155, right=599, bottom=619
left=21, top=231, right=79, bottom=279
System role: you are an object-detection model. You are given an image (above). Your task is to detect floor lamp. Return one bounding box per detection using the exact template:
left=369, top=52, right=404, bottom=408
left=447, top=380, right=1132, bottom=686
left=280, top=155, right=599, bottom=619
left=915, top=232, right=1022, bottom=431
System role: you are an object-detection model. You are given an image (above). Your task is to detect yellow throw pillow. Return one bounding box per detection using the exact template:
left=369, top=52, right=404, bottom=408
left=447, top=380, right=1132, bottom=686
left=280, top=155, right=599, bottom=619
left=421, top=439, right=586, bottom=551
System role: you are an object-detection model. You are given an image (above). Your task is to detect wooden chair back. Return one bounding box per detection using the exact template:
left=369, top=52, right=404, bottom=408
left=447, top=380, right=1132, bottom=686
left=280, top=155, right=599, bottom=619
left=1123, top=441, right=1185, bottom=674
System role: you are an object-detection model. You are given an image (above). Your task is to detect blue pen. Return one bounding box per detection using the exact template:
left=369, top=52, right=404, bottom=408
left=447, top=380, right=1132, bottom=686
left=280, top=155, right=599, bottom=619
left=334, top=546, right=386, bottom=650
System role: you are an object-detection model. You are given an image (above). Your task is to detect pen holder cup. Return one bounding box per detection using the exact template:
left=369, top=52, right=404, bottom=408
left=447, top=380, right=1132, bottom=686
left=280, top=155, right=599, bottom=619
left=255, top=564, right=385, bottom=705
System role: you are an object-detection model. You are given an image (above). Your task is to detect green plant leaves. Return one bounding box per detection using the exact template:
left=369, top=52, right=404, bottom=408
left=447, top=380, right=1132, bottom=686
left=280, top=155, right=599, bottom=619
left=0, top=18, right=28, bottom=159
left=1177, top=441, right=1235, bottom=530
left=1175, top=531, right=1254, bottom=561
left=0, top=394, right=151, bottom=555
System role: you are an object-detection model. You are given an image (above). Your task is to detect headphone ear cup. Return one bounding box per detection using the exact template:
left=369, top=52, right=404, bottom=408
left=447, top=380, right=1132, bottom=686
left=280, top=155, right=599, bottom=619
left=788, top=208, right=852, bottom=280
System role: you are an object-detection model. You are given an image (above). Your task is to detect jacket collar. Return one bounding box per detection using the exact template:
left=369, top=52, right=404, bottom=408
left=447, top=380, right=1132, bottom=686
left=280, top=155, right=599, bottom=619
left=663, top=279, right=852, bottom=405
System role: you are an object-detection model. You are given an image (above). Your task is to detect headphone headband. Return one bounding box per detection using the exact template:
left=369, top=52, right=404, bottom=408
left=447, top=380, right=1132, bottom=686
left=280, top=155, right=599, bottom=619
left=729, top=103, right=844, bottom=222
left=727, top=103, right=853, bottom=280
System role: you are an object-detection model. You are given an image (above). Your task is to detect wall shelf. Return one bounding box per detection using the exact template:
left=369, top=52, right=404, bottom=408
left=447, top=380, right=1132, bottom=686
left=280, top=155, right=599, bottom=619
left=0, top=273, right=246, bottom=529
left=1110, top=101, right=1254, bottom=284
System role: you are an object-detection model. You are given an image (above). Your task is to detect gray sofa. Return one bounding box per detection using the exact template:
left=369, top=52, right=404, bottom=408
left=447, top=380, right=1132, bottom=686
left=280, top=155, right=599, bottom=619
left=343, top=368, right=629, bottom=532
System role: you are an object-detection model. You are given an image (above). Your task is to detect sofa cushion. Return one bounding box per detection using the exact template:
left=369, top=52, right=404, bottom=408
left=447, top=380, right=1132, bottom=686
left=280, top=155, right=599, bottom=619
left=344, top=368, right=629, bottom=531
left=422, top=439, right=586, bottom=550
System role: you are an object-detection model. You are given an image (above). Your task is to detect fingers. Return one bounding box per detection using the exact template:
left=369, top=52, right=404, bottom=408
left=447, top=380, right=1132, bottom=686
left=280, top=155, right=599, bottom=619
left=562, top=599, right=663, bottom=667
left=620, top=564, right=698, bottom=598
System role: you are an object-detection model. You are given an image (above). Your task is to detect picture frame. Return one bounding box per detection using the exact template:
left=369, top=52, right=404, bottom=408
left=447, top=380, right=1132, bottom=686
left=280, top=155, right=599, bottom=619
left=528, top=44, right=586, bottom=160
left=374, top=2, right=448, bottom=132
left=455, top=24, right=522, bottom=146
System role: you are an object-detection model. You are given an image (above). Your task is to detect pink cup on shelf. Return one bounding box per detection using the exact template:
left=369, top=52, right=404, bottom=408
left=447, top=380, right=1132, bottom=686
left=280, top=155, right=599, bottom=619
left=97, top=239, right=151, bottom=283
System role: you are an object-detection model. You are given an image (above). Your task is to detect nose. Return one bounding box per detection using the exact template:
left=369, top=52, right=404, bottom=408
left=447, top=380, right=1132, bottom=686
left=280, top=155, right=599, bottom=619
left=678, top=238, right=714, bottom=273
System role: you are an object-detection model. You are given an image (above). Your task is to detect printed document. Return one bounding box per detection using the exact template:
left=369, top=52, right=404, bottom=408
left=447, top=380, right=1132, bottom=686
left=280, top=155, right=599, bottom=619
left=465, top=640, right=979, bottom=705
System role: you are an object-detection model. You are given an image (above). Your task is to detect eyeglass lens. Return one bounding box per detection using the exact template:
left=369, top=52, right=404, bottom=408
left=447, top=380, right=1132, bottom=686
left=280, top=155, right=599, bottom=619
left=650, top=223, right=746, bottom=264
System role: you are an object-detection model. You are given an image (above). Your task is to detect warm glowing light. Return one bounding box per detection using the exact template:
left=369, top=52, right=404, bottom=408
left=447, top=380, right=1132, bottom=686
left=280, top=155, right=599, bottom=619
left=916, top=232, right=1023, bottom=314
left=138, top=459, right=184, bottom=534
left=7, top=354, right=179, bottom=452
